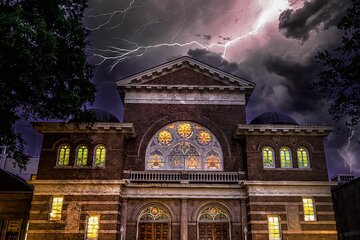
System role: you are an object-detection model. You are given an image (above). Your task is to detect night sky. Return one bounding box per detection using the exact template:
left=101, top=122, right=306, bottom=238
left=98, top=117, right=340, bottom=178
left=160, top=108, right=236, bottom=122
left=21, top=0, right=359, bottom=178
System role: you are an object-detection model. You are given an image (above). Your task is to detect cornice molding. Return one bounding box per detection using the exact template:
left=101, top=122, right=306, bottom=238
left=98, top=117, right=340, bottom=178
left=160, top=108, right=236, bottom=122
left=235, top=124, right=333, bottom=136
left=32, top=122, right=136, bottom=138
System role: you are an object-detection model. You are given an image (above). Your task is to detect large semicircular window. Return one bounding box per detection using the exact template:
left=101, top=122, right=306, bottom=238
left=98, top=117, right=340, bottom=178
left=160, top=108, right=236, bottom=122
left=145, top=121, right=223, bottom=171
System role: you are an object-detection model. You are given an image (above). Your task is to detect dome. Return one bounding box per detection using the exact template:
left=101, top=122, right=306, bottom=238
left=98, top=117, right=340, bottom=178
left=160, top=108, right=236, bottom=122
left=250, top=112, right=298, bottom=125
left=69, top=108, right=120, bottom=123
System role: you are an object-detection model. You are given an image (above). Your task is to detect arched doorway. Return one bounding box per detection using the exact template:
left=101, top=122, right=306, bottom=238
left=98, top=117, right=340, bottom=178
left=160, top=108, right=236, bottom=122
left=137, top=206, right=170, bottom=240
left=198, top=206, right=230, bottom=240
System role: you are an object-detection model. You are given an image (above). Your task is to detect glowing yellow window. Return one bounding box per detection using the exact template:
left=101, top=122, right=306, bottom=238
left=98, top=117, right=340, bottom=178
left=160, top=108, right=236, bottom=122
left=280, top=147, right=292, bottom=168
left=49, top=196, right=63, bottom=221
left=157, top=130, right=173, bottom=146
left=94, top=145, right=106, bottom=166
left=196, top=131, right=212, bottom=145
left=76, top=145, right=88, bottom=166
left=303, top=197, right=316, bottom=221
left=297, top=147, right=309, bottom=168
left=268, top=215, right=281, bottom=240
left=176, top=123, right=192, bottom=138
left=57, top=145, right=70, bottom=166
left=86, top=215, right=100, bottom=240
left=263, top=147, right=274, bottom=168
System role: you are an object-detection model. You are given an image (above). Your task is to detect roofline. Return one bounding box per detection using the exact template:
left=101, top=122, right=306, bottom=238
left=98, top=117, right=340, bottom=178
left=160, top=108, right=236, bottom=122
left=116, top=56, right=256, bottom=87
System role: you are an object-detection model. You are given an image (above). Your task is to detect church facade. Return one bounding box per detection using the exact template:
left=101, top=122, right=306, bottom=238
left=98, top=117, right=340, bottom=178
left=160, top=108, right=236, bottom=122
left=28, top=57, right=337, bottom=240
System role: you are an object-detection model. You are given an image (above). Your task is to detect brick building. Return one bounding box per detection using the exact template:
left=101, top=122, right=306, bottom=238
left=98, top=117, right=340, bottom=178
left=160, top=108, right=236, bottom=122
left=27, top=56, right=337, bottom=240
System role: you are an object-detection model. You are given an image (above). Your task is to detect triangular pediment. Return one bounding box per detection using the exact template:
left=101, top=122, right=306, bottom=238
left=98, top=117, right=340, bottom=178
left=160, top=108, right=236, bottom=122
left=116, top=56, right=255, bottom=89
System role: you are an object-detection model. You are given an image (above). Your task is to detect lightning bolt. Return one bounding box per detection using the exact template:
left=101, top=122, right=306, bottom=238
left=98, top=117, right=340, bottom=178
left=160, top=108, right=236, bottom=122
left=338, top=129, right=356, bottom=173
left=90, top=0, right=290, bottom=69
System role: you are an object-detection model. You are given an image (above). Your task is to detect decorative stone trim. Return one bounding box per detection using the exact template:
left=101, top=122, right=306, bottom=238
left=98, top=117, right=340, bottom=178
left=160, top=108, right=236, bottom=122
left=236, top=124, right=333, bottom=136
left=32, top=122, right=136, bottom=138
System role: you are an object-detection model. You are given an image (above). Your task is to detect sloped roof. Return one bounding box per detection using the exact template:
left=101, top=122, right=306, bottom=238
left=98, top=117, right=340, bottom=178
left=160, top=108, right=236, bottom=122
left=250, top=112, right=298, bottom=125
left=0, top=168, right=33, bottom=192
left=116, top=56, right=255, bottom=88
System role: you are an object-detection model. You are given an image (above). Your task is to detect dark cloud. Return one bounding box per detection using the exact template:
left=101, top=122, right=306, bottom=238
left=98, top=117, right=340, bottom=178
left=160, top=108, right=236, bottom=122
left=203, top=34, right=212, bottom=41
left=279, top=0, right=351, bottom=41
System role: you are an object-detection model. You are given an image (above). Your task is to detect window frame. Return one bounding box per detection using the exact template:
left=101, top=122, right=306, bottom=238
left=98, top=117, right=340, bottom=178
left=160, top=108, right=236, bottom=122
left=262, top=147, right=275, bottom=168
left=76, top=145, right=88, bottom=166
left=267, top=215, right=282, bottom=240
left=279, top=146, right=293, bottom=168
left=57, top=144, right=70, bottom=166
left=302, top=197, right=317, bottom=221
left=297, top=147, right=310, bottom=168
left=49, top=196, right=64, bottom=221
left=85, top=214, right=100, bottom=240
left=93, top=144, right=106, bottom=167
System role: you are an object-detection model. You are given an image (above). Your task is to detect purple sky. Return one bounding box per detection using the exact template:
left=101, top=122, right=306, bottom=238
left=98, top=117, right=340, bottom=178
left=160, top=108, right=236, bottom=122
left=22, top=0, right=359, bottom=178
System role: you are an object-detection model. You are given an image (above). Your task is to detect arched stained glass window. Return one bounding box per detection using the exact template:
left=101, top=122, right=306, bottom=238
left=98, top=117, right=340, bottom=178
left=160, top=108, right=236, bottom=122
left=199, top=206, right=229, bottom=222
left=280, top=147, right=292, bottom=168
left=297, top=147, right=310, bottom=168
left=263, top=147, right=275, bottom=168
left=94, top=145, right=106, bottom=166
left=57, top=145, right=70, bottom=166
left=145, top=122, right=223, bottom=171
left=139, top=206, right=169, bottom=222
left=76, top=145, right=88, bottom=166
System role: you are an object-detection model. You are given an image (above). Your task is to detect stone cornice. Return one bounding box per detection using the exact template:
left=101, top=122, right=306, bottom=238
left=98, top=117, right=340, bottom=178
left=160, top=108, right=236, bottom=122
left=240, top=180, right=337, bottom=187
left=32, top=122, right=136, bottom=138
left=119, top=84, right=251, bottom=92
left=27, top=179, right=127, bottom=185
left=235, top=124, right=333, bottom=136
left=116, top=56, right=255, bottom=88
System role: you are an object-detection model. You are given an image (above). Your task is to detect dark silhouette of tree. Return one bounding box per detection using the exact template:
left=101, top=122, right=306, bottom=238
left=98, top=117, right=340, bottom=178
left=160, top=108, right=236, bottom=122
left=315, top=0, right=359, bottom=128
left=0, top=0, right=95, bottom=169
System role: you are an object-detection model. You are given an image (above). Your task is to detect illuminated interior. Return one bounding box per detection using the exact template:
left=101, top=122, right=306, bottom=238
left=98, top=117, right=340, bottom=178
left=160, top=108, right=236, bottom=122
left=86, top=215, right=100, bottom=239
left=303, top=197, right=316, bottom=221
left=297, top=147, right=309, bottom=168
left=268, top=215, right=281, bottom=240
left=57, top=145, right=70, bottom=166
left=262, top=147, right=274, bottom=168
left=145, top=121, right=223, bottom=170
left=76, top=145, right=88, bottom=166
left=94, top=145, right=106, bottom=166
left=280, top=147, right=292, bottom=168
left=49, top=196, right=63, bottom=221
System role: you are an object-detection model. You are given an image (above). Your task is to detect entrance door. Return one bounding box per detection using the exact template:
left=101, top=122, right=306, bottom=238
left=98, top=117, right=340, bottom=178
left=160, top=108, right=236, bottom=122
left=138, top=206, right=170, bottom=240
left=198, top=206, right=230, bottom=240
left=199, top=223, right=229, bottom=240
left=139, top=223, right=168, bottom=240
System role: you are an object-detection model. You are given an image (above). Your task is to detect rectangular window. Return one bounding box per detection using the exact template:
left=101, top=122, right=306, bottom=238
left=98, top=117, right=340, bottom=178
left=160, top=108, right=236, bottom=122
left=49, top=196, right=63, bottom=221
left=86, top=215, right=100, bottom=240
left=303, top=197, right=316, bottom=221
left=268, top=215, right=281, bottom=240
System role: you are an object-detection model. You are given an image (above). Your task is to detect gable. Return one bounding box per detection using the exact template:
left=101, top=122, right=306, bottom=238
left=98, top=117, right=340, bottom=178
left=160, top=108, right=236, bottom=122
left=145, top=68, right=228, bottom=86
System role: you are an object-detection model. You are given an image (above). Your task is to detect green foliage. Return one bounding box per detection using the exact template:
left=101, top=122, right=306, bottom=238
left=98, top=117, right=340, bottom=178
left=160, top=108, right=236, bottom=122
left=315, top=0, right=360, bottom=128
left=0, top=0, right=95, bottom=169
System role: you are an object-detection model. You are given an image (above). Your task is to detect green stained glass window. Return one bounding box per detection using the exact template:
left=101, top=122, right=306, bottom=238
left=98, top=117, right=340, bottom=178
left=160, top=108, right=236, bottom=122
left=86, top=215, right=100, bottom=239
left=199, top=206, right=229, bottom=222
left=303, top=197, right=316, bottom=221
left=263, top=147, right=275, bottom=168
left=49, top=196, right=63, bottom=221
left=280, top=147, right=292, bottom=168
left=57, top=145, right=70, bottom=166
left=76, top=145, right=88, bottom=166
left=297, top=147, right=309, bottom=168
left=94, top=145, right=106, bottom=166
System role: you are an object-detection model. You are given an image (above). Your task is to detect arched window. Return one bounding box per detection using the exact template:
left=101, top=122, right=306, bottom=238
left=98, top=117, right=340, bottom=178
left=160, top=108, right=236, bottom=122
left=297, top=147, right=310, bottom=168
left=262, top=147, right=275, bottom=168
left=280, top=147, right=292, bottom=168
left=76, top=145, right=88, bottom=166
left=57, top=145, right=70, bottom=166
left=145, top=122, right=223, bottom=171
left=94, top=145, right=106, bottom=166
left=198, top=206, right=230, bottom=239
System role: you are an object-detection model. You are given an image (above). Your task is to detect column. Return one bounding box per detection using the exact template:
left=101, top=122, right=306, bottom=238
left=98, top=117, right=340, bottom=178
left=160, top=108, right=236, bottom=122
left=120, top=199, right=128, bottom=240
left=241, top=199, right=248, bottom=240
left=180, top=199, right=188, bottom=240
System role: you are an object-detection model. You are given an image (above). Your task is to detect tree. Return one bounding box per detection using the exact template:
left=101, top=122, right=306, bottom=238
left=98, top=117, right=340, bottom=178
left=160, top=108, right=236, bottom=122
left=315, top=0, right=360, bottom=128
left=0, top=0, right=95, bottom=169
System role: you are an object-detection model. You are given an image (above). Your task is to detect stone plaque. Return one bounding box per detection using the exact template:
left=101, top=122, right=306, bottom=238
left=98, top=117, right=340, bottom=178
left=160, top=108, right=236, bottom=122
left=286, top=205, right=301, bottom=231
